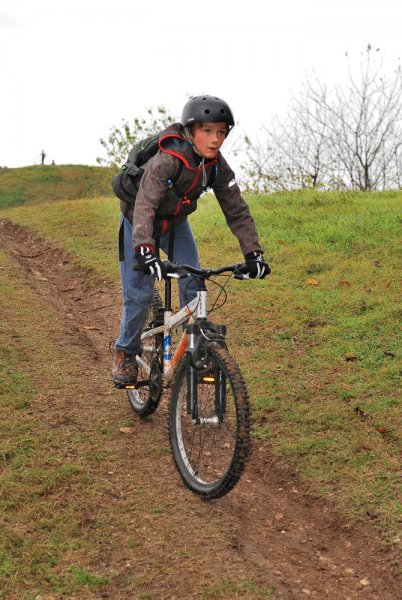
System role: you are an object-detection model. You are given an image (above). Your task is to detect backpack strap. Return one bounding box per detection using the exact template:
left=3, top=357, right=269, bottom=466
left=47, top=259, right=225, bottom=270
left=159, top=135, right=194, bottom=169
left=206, top=162, right=219, bottom=189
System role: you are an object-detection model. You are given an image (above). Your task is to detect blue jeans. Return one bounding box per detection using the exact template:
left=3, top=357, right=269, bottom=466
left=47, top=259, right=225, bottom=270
left=115, top=216, right=200, bottom=355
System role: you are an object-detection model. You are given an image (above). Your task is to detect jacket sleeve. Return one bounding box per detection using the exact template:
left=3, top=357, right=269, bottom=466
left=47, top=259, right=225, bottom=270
left=132, top=151, right=178, bottom=248
left=212, top=155, right=264, bottom=256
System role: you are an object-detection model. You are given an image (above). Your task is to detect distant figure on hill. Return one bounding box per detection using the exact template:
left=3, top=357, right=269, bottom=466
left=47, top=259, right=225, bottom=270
left=41, top=150, right=46, bottom=165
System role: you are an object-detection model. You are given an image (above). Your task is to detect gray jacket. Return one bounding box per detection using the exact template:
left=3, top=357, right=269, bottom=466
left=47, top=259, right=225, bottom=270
left=123, top=123, right=263, bottom=256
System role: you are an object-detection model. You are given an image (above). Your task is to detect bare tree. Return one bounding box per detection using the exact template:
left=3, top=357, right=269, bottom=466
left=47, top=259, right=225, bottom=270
left=274, top=89, right=330, bottom=189
left=238, top=88, right=330, bottom=193
left=237, top=134, right=281, bottom=193
left=241, top=46, right=402, bottom=192
left=310, top=46, right=402, bottom=190
left=97, top=106, right=176, bottom=168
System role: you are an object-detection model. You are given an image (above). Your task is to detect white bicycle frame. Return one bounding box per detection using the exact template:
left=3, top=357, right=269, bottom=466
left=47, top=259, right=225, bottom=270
left=137, top=288, right=208, bottom=387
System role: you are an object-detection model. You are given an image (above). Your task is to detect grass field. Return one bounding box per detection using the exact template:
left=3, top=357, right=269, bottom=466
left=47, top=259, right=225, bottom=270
left=1, top=186, right=401, bottom=541
left=0, top=164, right=116, bottom=209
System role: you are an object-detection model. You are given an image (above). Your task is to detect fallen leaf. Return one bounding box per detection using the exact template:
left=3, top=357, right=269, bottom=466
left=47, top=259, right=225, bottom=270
left=386, top=281, right=392, bottom=288
left=83, top=326, right=101, bottom=331
left=376, top=426, right=391, bottom=434
left=119, top=427, right=135, bottom=434
left=372, top=260, right=381, bottom=267
left=360, top=578, right=370, bottom=586
left=345, top=355, right=358, bottom=362
left=339, top=280, right=351, bottom=286
left=306, top=278, right=319, bottom=286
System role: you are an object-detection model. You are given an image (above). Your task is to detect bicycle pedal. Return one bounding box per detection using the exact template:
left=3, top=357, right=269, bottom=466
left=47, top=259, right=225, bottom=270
left=113, top=382, right=138, bottom=390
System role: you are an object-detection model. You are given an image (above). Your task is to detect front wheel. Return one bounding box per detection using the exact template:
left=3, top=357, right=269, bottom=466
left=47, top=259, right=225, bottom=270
left=169, top=344, right=251, bottom=499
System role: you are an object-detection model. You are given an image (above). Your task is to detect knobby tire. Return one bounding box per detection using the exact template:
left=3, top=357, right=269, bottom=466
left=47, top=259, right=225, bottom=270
left=169, top=344, right=251, bottom=499
left=127, top=287, right=163, bottom=417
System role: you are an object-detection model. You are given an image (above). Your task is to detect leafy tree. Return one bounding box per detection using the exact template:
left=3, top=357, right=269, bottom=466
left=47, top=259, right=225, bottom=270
left=97, top=106, right=177, bottom=169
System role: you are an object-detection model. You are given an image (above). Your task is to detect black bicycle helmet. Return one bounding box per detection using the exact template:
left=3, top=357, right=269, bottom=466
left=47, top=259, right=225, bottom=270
left=181, top=95, right=235, bottom=134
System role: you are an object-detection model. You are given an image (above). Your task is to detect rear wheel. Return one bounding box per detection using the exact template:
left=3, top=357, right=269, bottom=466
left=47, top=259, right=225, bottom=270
left=127, top=288, right=163, bottom=417
left=169, top=344, right=251, bottom=499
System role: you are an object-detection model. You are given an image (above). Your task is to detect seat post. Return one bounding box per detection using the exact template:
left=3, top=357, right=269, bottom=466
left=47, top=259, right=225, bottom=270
left=164, top=226, right=176, bottom=311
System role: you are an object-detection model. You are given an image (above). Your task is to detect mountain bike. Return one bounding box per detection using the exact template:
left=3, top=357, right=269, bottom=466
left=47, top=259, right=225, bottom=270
left=125, top=261, right=251, bottom=499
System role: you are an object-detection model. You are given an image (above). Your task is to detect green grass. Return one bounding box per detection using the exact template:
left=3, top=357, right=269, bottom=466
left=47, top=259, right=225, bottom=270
left=1, top=195, right=121, bottom=280
left=0, top=237, right=279, bottom=597
left=70, top=565, right=109, bottom=587
left=0, top=164, right=116, bottom=209
left=0, top=251, right=114, bottom=597
left=201, top=578, right=276, bottom=598
left=193, top=189, right=402, bottom=535
left=1, top=188, right=401, bottom=540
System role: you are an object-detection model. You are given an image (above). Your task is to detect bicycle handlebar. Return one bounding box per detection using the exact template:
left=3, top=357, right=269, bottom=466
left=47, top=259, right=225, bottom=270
left=164, top=261, right=244, bottom=277
left=133, top=261, right=250, bottom=280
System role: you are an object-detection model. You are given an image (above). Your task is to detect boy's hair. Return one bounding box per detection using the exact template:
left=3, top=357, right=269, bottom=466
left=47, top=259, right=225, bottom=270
left=187, top=122, right=229, bottom=136
left=181, top=95, right=235, bottom=135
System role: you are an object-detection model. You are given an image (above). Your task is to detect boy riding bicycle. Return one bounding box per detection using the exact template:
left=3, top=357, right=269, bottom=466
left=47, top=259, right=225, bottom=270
left=112, top=95, right=270, bottom=387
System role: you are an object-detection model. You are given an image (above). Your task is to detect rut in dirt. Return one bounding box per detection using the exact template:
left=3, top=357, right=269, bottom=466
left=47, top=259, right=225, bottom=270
left=1, top=217, right=400, bottom=600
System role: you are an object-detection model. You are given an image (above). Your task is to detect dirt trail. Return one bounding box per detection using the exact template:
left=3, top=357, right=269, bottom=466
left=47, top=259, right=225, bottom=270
left=1, top=218, right=400, bottom=599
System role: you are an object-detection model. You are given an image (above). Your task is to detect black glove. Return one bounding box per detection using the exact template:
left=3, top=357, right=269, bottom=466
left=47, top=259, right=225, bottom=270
left=134, top=245, right=166, bottom=281
left=241, top=251, right=270, bottom=279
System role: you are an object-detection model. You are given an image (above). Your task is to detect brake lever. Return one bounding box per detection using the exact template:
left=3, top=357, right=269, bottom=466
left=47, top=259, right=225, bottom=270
left=163, top=261, right=191, bottom=279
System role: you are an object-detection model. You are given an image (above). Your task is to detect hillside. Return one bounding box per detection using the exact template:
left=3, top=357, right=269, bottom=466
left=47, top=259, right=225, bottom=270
left=0, top=187, right=401, bottom=597
left=0, top=164, right=116, bottom=208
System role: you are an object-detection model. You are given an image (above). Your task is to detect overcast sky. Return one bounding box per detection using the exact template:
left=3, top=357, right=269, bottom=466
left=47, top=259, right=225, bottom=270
left=1, top=0, right=401, bottom=168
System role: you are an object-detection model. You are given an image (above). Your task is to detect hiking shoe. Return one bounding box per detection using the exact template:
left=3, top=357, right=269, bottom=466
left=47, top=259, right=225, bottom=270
left=111, top=350, right=138, bottom=386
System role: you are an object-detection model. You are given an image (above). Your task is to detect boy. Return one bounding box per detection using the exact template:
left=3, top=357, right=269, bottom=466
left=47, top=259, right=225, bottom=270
left=112, top=95, right=270, bottom=386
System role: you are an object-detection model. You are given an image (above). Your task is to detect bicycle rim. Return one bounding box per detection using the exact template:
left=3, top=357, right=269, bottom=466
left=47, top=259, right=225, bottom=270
left=127, top=288, right=163, bottom=417
left=169, top=345, right=251, bottom=499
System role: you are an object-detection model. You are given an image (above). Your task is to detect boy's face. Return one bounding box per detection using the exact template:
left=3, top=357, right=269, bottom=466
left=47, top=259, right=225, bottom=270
left=191, top=122, right=227, bottom=159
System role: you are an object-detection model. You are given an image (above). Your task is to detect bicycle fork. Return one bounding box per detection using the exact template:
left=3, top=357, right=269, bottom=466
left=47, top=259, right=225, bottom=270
left=185, top=326, right=227, bottom=425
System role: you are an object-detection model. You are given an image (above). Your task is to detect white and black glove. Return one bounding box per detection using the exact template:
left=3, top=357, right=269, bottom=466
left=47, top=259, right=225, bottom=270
left=134, top=245, right=166, bottom=281
left=240, top=251, right=270, bottom=279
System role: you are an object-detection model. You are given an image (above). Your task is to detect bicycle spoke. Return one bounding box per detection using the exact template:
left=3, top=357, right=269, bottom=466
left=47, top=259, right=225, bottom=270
left=127, top=288, right=163, bottom=417
left=169, top=345, right=251, bottom=498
